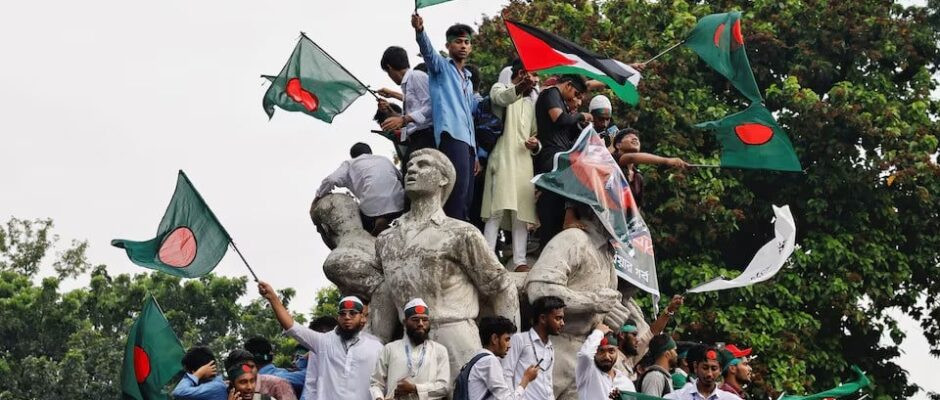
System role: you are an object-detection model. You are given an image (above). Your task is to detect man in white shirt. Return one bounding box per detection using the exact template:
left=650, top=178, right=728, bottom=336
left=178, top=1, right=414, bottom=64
left=501, top=296, right=565, bottom=400
left=315, top=143, right=405, bottom=235
left=370, top=298, right=450, bottom=400
left=377, top=46, right=434, bottom=152
left=456, top=316, right=539, bottom=400
left=664, top=345, right=742, bottom=400
left=576, top=323, right=635, bottom=400
left=258, top=282, right=382, bottom=400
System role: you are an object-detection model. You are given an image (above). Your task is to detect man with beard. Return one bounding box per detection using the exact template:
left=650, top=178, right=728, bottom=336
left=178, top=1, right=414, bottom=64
left=576, top=322, right=635, bottom=400
left=718, top=347, right=753, bottom=399
left=370, top=299, right=450, bottom=400
left=617, top=295, right=685, bottom=381
left=259, top=282, right=382, bottom=400
left=501, top=296, right=565, bottom=400
left=665, top=345, right=741, bottom=400
left=638, top=334, right=678, bottom=397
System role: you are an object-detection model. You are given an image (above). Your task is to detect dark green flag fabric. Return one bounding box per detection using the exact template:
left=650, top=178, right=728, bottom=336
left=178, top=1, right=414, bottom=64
left=120, top=295, right=184, bottom=400
left=619, top=391, right=669, bottom=400
left=112, top=171, right=232, bottom=278
left=781, top=365, right=870, bottom=400
left=686, top=11, right=763, bottom=103
left=695, top=104, right=802, bottom=172
left=415, top=0, right=456, bottom=8
left=263, top=34, right=368, bottom=123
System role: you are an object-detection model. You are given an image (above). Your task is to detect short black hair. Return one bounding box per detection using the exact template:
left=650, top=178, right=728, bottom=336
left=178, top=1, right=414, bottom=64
left=530, top=296, right=566, bottom=324
left=649, top=334, right=673, bottom=359
left=478, top=315, right=517, bottom=345
left=309, top=316, right=338, bottom=333
left=380, top=46, right=410, bottom=72
left=465, top=64, right=481, bottom=92
left=686, top=344, right=718, bottom=368
left=224, top=349, right=255, bottom=370
left=373, top=103, right=403, bottom=124
left=557, top=74, right=587, bottom=92
left=181, top=346, right=216, bottom=373
left=614, top=128, right=640, bottom=146
left=244, top=337, right=274, bottom=365
left=445, top=24, right=474, bottom=40
left=350, top=142, right=372, bottom=158
left=414, top=62, right=428, bottom=73
left=510, top=58, right=525, bottom=77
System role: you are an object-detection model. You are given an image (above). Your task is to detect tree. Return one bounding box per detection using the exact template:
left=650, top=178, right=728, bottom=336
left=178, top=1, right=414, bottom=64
left=312, top=284, right=340, bottom=318
left=472, top=0, right=939, bottom=398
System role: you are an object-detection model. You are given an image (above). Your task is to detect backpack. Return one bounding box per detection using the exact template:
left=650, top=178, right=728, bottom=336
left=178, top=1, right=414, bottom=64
left=453, top=352, right=492, bottom=400
left=637, top=367, right=674, bottom=397
left=473, top=96, right=504, bottom=154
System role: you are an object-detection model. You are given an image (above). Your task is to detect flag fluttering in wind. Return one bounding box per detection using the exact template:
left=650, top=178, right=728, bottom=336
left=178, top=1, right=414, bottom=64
left=112, top=171, right=232, bottom=278
left=694, top=104, right=802, bottom=172
left=780, top=365, right=871, bottom=400
left=415, top=0, right=456, bottom=8
left=687, top=205, right=796, bottom=293
left=685, top=11, right=763, bottom=103
left=120, top=295, right=184, bottom=400
left=532, top=126, right=658, bottom=302
left=263, top=33, right=369, bottom=123
left=504, top=19, right=642, bottom=106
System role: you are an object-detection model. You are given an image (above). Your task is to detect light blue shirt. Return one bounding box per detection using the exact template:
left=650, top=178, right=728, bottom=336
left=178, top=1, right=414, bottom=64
left=416, top=30, right=478, bottom=149
left=171, top=373, right=227, bottom=400
left=259, top=363, right=306, bottom=397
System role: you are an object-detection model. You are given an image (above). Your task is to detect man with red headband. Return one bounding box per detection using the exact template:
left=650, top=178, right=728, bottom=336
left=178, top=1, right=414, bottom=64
left=575, top=322, right=635, bottom=400
left=665, top=345, right=741, bottom=400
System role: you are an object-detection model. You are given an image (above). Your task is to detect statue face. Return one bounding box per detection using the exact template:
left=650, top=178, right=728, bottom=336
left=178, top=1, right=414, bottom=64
left=404, top=154, right=446, bottom=197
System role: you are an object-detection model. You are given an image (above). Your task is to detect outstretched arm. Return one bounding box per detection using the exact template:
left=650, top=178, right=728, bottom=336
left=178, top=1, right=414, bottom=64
left=259, top=281, right=325, bottom=351
left=618, top=152, right=688, bottom=169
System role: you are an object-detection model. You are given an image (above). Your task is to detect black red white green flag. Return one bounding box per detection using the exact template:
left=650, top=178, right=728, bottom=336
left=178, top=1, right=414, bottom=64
left=263, top=34, right=368, bottom=123
left=120, top=295, right=184, bottom=400
left=504, top=19, right=642, bottom=106
left=112, top=171, right=232, bottom=278
left=694, top=104, right=802, bottom=172
left=532, top=125, right=659, bottom=302
left=685, top=11, right=763, bottom=103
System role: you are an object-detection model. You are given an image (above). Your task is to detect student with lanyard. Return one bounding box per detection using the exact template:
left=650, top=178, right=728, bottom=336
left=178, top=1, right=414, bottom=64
left=455, top=316, right=540, bottom=400
left=500, top=296, right=565, bottom=400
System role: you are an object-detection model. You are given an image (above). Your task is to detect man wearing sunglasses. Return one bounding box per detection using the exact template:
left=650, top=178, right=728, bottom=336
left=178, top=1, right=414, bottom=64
left=501, top=296, right=566, bottom=400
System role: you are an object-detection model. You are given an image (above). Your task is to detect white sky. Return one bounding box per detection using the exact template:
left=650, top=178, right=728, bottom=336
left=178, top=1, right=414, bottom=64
left=0, top=0, right=936, bottom=396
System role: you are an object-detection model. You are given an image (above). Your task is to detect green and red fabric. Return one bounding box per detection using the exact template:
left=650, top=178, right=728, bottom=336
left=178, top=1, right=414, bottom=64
left=121, top=295, right=184, bottom=400
left=112, top=170, right=232, bottom=278
left=263, top=34, right=368, bottom=123
left=532, top=125, right=659, bottom=302
left=618, top=391, right=671, bottom=400
left=685, top=11, right=763, bottom=103
left=415, top=0, right=456, bottom=8
left=504, top=19, right=642, bottom=106
left=694, top=104, right=802, bottom=172
left=780, top=365, right=870, bottom=400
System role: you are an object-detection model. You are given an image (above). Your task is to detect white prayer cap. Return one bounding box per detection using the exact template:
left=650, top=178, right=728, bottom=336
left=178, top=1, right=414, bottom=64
left=403, top=298, right=429, bottom=317
left=498, top=66, right=513, bottom=85
left=589, top=95, right=612, bottom=112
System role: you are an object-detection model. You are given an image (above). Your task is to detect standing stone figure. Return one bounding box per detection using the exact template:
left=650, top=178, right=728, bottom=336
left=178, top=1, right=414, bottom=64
left=375, top=148, right=520, bottom=380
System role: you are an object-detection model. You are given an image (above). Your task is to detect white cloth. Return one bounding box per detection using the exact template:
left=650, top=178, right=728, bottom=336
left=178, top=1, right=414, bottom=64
left=589, top=95, right=612, bottom=112
left=369, top=338, right=450, bottom=400
left=315, top=154, right=405, bottom=217
left=500, top=330, right=554, bottom=400
left=401, top=69, right=433, bottom=139
left=498, top=66, right=513, bottom=85
left=663, top=383, right=743, bottom=400
left=300, top=351, right=317, bottom=400
left=285, top=323, right=383, bottom=400
left=468, top=349, right=526, bottom=400
left=404, top=298, right=428, bottom=312
left=483, top=211, right=529, bottom=267
left=576, top=330, right=635, bottom=400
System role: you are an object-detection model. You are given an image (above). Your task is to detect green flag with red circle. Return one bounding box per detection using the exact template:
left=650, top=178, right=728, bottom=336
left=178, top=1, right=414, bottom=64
left=112, top=170, right=232, bottom=278
left=121, top=295, right=184, bottom=400
left=695, top=104, right=802, bottom=172
left=685, top=11, right=763, bottom=103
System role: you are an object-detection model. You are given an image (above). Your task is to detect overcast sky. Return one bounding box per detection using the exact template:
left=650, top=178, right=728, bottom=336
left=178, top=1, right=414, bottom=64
left=0, top=0, right=936, bottom=396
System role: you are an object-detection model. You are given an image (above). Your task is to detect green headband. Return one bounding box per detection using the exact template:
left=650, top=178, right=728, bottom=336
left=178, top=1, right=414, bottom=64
left=446, top=34, right=472, bottom=43
left=651, top=337, right=677, bottom=359
left=620, top=324, right=638, bottom=334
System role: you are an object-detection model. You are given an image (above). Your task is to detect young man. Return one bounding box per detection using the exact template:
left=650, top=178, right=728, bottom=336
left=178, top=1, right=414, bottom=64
left=258, top=282, right=382, bottom=400
left=456, top=316, right=539, bottom=400
left=665, top=346, right=742, bottom=400
left=501, top=296, right=564, bottom=400
left=245, top=337, right=305, bottom=397
left=638, top=334, right=678, bottom=397
left=617, top=295, right=685, bottom=381
left=413, top=13, right=480, bottom=221
left=315, top=142, right=405, bottom=235
left=173, top=346, right=227, bottom=400
left=575, top=322, right=635, bottom=400
left=612, top=129, right=689, bottom=210
left=227, top=363, right=271, bottom=400
left=370, top=298, right=450, bottom=400
left=718, top=348, right=753, bottom=399
left=378, top=46, right=434, bottom=153
left=224, top=349, right=296, bottom=400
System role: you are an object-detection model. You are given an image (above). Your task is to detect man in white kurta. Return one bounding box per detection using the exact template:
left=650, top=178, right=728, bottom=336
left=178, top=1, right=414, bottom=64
left=576, top=323, right=635, bottom=400
left=370, top=299, right=450, bottom=400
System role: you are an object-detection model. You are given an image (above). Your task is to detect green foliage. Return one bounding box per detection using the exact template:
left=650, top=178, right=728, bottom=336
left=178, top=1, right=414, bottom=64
left=312, top=284, right=340, bottom=318
left=473, top=0, right=939, bottom=398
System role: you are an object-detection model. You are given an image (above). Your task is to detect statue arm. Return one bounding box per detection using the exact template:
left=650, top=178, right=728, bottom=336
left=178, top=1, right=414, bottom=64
left=526, top=241, right=619, bottom=315
left=459, top=230, right=520, bottom=325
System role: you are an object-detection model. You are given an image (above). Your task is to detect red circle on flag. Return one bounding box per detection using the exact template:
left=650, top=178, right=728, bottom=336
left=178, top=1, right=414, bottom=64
left=734, top=123, right=774, bottom=145
left=713, top=23, right=726, bottom=47
left=732, top=19, right=744, bottom=45
left=286, top=78, right=320, bottom=112
left=158, top=226, right=197, bottom=268
left=133, top=345, right=151, bottom=383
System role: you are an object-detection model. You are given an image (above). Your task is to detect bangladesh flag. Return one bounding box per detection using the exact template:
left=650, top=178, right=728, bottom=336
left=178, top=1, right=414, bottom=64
left=504, top=19, right=642, bottom=106
left=781, top=365, right=870, bottom=400
left=532, top=125, right=659, bottom=301
left=685, top=11, right=763, bottom=103
left=112, top=171, right=232, bottom=278
left=415, top=0, right=456, bottom=8
left=121, top=295, right=184, bottom=400
left=695, top=104, right=802, bottom=172
left=263, top=34, right=368, bottom=123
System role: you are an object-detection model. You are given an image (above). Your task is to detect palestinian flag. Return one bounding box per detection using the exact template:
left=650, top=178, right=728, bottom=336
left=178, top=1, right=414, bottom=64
left=532, top=125, right=659, bottom=301
left=504, top=19, right=642, bottom=106
left=415, top=0, right=456, bottom=8
left=695, top=104, right=802, bottom=172
left=685, top=11, right=763, bottom=103
left=263, top=34, right=368, bottom=123
left=780, top=365, right=870, bottom=400
left=112, top=171, right=232, bottom=278
left=120, top=295, right=184, bottom=400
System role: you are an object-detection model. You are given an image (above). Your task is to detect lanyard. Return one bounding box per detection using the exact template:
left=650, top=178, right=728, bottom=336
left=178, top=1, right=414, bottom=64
left=404, top=341, right=427, bottom=378
left=528, top=330, right=554, bottom=371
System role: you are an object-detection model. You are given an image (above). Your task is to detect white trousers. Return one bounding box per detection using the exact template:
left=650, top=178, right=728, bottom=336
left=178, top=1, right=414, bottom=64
left=483, top=210, right=528, bottom=267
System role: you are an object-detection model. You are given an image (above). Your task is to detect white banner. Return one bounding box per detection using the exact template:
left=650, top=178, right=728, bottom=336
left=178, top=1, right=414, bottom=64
left=687, top=205, right=796, bottom=293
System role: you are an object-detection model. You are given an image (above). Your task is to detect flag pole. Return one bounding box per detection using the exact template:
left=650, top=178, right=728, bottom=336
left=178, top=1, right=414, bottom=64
left=229, top=240, right=259, bottom=282
left=299, top=32, right=380, bottom=99
left=688, top=163, right=721, bottom=168
left=643, top=40, right=686, bottom=64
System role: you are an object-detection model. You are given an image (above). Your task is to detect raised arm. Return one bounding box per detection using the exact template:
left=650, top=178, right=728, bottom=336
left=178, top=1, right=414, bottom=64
left=490, top=82, right=522, bottom=107
left=315, top=161, right=352, bottom=199
left=413, top=14, right=444, bottom=74
left=617, top=152, right=688, bottom=169
left=259, top=281, right=325, bottom=351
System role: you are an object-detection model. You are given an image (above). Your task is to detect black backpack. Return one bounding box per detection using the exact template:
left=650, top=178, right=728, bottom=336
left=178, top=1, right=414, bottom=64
left=453, top=352, right=492, bottom=400
left=473, top=96, right=504, bottom=153
left=637, top=367, right=673, bottom=397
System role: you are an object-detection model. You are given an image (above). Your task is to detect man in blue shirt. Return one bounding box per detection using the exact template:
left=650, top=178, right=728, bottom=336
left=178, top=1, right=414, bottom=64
left=413, top=12, right=480, bottom=221
left=172, top=346, right=227, bottom=400
left=246, top=337, right=306, bottom=397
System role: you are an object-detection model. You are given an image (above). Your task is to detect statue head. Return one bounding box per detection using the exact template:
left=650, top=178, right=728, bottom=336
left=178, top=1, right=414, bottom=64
left=310, top=192, right=365, bottom=249
left=404, top=148, right=455, bottom=204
